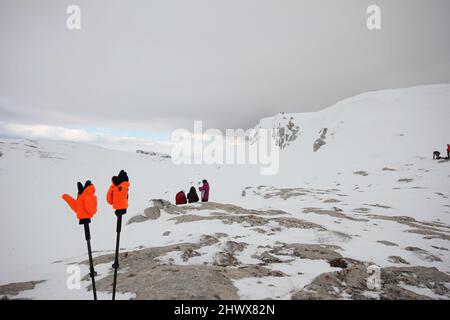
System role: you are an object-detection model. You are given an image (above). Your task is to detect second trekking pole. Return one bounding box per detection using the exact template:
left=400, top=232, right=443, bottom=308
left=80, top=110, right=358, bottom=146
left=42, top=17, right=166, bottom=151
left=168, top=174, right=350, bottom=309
left=112, top=210, right=124, bottom=300
left=106, top=169, right=130, bottom=300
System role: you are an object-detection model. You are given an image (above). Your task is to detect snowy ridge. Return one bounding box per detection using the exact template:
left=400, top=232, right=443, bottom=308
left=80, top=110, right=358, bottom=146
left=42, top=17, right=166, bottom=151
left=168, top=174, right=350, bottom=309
left=255, top=84, right=450, bottom=156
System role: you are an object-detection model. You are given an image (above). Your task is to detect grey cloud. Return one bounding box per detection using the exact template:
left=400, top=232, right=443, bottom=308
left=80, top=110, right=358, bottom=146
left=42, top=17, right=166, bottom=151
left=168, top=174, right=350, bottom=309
left=1, top=0, right=449, bottom=132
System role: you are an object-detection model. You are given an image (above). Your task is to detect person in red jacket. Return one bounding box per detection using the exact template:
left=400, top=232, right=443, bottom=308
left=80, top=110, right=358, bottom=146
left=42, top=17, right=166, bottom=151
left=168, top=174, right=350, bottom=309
left=447, top=144, right=450, bottom=159
left=199, top=180, right=210, bottom=202
left=176, top=191, right=187, bottom=205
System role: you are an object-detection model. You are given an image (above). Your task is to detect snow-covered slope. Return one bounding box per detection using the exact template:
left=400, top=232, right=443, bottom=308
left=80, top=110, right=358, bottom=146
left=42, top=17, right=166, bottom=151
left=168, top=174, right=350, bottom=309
left=0, top=84, right=449, bottom=300
left=254, top=84, right=450, bottom=173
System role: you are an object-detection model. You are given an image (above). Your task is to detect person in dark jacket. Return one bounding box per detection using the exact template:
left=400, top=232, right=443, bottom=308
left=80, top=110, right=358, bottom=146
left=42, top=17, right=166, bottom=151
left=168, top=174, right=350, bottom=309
left=187, top=186, right=199, bottom=203
left=433, top=151, right=442, bottom=160
left=175, top=191, right=187, bottom=205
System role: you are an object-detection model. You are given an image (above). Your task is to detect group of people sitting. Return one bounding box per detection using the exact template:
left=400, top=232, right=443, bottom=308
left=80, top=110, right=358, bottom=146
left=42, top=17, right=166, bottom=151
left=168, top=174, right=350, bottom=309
left=176, top=179, right=210, bottom=205
left=433, top=144, right=450, bottom=160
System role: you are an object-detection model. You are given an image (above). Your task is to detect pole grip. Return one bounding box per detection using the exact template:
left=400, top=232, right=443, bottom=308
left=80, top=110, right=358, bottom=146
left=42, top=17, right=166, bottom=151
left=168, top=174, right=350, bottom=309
left=84, top=223, right=91, bottom=241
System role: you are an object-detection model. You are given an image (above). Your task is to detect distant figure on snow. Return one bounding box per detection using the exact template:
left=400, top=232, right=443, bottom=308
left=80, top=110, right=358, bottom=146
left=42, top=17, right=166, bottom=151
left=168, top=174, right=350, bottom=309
left=433, top=151, right=442, bottom=160
left=447, top=144, right=450, bottom=159
left=175, top=191, right=187, bottom=205
left=187, top=186, right=199, bottom=203
left=199, top=180, right=210, bottom=202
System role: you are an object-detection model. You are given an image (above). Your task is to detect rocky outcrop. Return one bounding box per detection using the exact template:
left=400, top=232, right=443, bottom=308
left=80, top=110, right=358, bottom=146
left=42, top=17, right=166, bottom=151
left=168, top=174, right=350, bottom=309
left=0, top=280, right=45, bottom=298
left=313, top=128, right=328, bottom=152
left=91, top=242, right=285, bottom=300
left=274, top=118, right=300, bottom=149
left=292, top=262, right=450, bottom=300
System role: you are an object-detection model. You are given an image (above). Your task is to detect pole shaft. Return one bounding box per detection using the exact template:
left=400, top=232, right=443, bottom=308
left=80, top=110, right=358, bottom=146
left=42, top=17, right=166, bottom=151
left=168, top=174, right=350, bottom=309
left=112, top=213, right=122, bottom=300
left=84, top=223, right=97, bottom=300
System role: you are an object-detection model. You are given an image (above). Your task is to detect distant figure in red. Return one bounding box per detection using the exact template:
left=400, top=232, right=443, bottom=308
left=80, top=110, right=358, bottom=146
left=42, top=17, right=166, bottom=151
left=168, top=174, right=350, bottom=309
left=187, top=186, right=199, bottom=203
left=175, top=191, right=187, bottom=205
left=199, top=180, right=210, bottom=202
left=447, top=144, right=450, bottom=159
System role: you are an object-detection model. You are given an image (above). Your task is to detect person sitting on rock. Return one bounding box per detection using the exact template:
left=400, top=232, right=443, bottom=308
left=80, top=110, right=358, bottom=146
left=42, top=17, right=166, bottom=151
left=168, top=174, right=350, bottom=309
left=175, top=190, right=187, bottom=205
left=187, top=186, right=199, bottom=203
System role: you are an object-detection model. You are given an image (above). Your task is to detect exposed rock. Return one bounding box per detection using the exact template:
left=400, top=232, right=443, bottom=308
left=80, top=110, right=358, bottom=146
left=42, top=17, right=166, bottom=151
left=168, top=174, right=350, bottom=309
left=431, top=246, right=449, bottom=251
left=275, top=120, right=300, bottom=149
left=214, top=252, right=238, bottom=267
left=252, top=228, right=267, bottom=234
left=86, top=243, right=201, bottom=266
left=404, top=228, right=450, bottom=241
left=128, top=199, right=172, bottom=224
left=0, top=280, right=45, bottom=297
left=329, top=257, right=362, bottom=269
left=313, top=128, right=328, bottom=152
left=292, top=263, right=450, bottom=300
left=405, top=247, right=442, bottom=262
left=271, top=243, right=342, bottom=261
left=388, top=256, right=410, bottom=265
left=382, top=266, right=450, bottom=298
left=377, top=240, right=399, bottom=247
left=323, top=199, right=341, bottom=203
left=213, top=233, right=228, bottom=239
left=271, top=217, right=326, bottom=230
left=91, top=242, right=286, bottom=299
left=169, top=213, right=324, bottom=231
left=153, top=199, right=173, bottom=209
left=162, top=231, right=171, bottom=236
left=170, top=214, right=212, bottom=224
left=181, top=248, right=201, bottom=262
left=253, top=252, right=283, bottom=264
left=398, top=178, right=414, bottom=183
left=353, top=171, right=369, bottom=176
left=367, top=214, right=448, bottom=236
left=200, top=235, right=220, bottom=246
left=224, top=241, right=247, bottom=253
left=303, top=207, right=369, bottom=222
left=367, top=214, right=450, bottom=241
left=143, top=206, right=161, bottom=220
left=258, top=187, right=347, bottom=201
left=292, top=263, right=370, bottom=300
left=127, top=215, right=148, bottom=224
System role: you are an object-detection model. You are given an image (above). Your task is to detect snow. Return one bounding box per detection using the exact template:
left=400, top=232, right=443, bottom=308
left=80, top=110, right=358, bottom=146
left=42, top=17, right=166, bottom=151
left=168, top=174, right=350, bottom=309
left=234, top=259, right=340, bottom=300
left=0, top=84, right=449, bottom=299
left=398, top=283, right=447, bottom=300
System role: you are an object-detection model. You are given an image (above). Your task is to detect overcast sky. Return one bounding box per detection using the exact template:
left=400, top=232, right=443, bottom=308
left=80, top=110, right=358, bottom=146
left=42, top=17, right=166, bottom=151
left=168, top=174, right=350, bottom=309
left=1, top=0, right=450, bottom=145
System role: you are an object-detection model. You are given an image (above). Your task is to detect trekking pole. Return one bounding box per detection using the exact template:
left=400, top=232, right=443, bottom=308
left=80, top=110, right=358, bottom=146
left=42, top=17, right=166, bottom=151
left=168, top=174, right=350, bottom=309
left=82, top=219, right=97, bottom=300
left=106, top=169, right=129, bottom=300
left=61, top=180, right=98, bottom=301
left=112, top=210, right=125, bottom=300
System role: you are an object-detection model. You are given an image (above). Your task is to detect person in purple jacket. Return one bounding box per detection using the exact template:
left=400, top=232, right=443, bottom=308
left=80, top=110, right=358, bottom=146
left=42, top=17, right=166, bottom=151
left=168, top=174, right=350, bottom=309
left=199, top=179, right=210, bottom=202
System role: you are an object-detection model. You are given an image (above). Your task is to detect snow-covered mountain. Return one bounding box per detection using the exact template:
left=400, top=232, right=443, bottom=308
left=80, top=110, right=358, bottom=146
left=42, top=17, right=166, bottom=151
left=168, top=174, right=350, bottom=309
left=254, top=84, right=450, bottom=171
left=1, top=84, right=449, bottom=300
